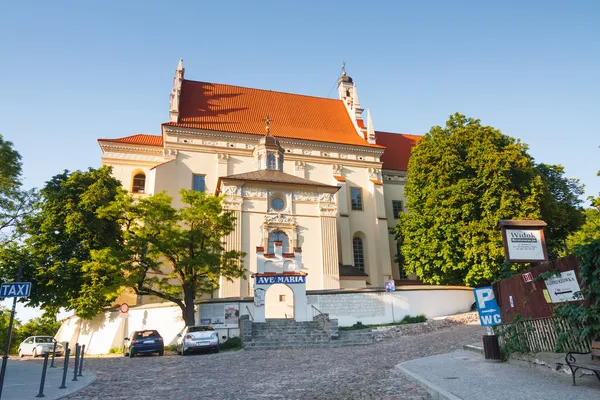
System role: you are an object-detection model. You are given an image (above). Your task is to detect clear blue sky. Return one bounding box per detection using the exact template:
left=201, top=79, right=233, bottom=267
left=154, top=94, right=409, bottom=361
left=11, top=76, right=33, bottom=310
left=1, top=0, right=599, bottom=320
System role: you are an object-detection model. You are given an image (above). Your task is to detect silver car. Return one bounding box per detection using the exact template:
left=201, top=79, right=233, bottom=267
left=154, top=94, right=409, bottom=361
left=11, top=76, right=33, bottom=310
left=177, top=326, right=220, bottom=355
left=18, top=336, right=64, bottom=358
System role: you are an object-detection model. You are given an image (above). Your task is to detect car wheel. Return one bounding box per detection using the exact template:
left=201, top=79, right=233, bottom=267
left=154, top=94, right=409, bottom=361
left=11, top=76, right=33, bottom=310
left=158, top=351, right=164, bottom=356
left=181, top=347, right=187, bottom=356
left=18, top=349, right=23, bottom=358
left=128, top=350, right=135, bottom=358
left=32, top=349, right=37, bottom=358
left=214, top=347, right=220, bottom=354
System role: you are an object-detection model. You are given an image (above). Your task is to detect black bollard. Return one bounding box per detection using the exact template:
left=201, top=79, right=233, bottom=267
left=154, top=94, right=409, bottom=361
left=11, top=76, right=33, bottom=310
left=72, top=345, right=80, bottom=382
left=59, top=348, right=70, bottom=389
left=36, top=353, right=50, bottom=398
left=49, top=341, right=57, bottom=368
left=77, top=344, right=85, bottom=376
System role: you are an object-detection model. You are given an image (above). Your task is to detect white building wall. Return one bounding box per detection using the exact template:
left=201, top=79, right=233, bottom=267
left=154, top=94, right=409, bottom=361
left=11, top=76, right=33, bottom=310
left=56, top=287, right=475, bottom=354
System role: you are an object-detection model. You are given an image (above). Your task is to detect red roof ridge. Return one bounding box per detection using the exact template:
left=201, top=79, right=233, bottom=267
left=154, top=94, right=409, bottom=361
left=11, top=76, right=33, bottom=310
left=375, top=130, right=423, bottom=139
left=182, top=79, right=343, bottom=103
left=98, top=134, right=163, bottom=147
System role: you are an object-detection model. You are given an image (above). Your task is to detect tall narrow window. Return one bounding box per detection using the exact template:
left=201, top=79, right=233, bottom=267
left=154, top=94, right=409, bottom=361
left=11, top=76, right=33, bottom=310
left=392, top=200, right=403, bottom=219
left=351, top=187, right=363, bottom=211
left=268, top=231, right=289, bottom=253
left=132, top=173, right=146, bottom=193
left=267, top=153, right=277, bottom=169
left=353, top=237, right=365, bottom=271
left=192, top=174, right=205, bottom=192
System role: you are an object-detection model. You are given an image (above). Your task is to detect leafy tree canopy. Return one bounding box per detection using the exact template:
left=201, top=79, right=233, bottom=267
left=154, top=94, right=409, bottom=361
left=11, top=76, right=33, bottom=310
left=566, top=208, right=600, bottom=253
left=0, top=134, right=37, bottom=244
left=397, top=113, right=543, bottom=286
left=0, top=166, right=124, bottom=314
left=80, top=189, right=245, bottom=326
left=535, top=163, right=585, bottom=258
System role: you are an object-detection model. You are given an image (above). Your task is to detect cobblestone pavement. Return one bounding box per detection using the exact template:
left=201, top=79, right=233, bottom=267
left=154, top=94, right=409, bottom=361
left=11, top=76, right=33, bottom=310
left=64, top=323, right=485, bottom=400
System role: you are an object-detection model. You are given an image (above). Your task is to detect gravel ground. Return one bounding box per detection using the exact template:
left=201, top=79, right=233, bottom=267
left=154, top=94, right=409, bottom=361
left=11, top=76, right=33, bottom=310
left=64, top=322, right=485, bottom=400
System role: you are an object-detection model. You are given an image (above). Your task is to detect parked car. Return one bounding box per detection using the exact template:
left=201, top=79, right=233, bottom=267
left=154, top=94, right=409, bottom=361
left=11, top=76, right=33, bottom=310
left=18, top=336, right=64, bottom=358
left=123, top=330, right=164, bottom=357
left=177, top=325, right=220, bottom=355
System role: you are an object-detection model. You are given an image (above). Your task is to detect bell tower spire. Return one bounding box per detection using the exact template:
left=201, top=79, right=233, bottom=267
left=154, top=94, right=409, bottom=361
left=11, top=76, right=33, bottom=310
left=169, top=58, right=185, bottom=123
left=254, top=116, right=284, bottom=171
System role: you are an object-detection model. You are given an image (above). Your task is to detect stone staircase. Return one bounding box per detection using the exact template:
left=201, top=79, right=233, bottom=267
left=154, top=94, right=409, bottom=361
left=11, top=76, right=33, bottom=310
left=240, top=314, right=374, bottom=350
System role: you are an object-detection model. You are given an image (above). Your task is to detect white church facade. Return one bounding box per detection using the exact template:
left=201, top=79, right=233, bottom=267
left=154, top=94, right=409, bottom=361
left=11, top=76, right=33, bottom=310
left=98, top=60, right=423, bottom=312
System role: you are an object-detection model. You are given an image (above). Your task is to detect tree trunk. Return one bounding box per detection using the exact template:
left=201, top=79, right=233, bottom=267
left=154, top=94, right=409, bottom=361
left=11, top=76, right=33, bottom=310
left=182, top=284, right=196, bottom=326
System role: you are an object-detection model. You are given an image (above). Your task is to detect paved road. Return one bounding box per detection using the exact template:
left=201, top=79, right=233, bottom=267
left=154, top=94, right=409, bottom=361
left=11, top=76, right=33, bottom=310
left=1, top=359, right=95, bottom=400
left=63, top=323, right=485, bottom=400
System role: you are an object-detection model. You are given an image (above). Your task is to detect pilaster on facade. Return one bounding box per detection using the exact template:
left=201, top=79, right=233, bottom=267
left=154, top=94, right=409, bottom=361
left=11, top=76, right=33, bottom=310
left=216, top=153, right=229, bottom=177
left=294, top=160, right=306, bottom=178
left=320, top=202, right=340, bottom=289
left=220, top=193, right=243, bottom=298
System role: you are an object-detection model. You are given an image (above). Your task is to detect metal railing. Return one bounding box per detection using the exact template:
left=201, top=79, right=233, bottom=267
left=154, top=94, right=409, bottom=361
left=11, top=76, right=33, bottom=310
left=311, top=305, right=325, bottom=318
left=245, top=305, right=254, bottom=321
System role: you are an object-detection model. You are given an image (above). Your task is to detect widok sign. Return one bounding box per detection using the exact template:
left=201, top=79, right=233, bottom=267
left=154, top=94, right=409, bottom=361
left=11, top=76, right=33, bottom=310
left=0, top=282, right=31, bottom=298
left=474, top=286, right=502, bottom=327
left=503, top=229, right=547, bottom=262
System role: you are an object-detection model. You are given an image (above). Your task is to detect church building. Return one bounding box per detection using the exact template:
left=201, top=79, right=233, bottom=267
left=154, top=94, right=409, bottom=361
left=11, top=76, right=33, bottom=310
left=98, top=60, right=421, bottom=311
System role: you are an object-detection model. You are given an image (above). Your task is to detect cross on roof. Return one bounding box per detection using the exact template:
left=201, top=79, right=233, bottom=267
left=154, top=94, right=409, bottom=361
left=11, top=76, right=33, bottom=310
left=265, top=115, right=271, bottom=135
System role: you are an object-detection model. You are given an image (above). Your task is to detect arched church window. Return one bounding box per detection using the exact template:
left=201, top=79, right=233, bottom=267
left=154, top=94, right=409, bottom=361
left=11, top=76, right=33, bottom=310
left=132, top=173, right=146, bottom=193
left=268, top=231, right=289, bottom=253
left=353, top=237, right=365, bottom=271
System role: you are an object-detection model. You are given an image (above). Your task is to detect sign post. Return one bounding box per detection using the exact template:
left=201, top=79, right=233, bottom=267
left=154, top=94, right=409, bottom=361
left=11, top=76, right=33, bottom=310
left=384, top=280, right=396, bottom=322
left=474, top=286, right=503, bottom=361
left=0, top=266, right=31, bottom=400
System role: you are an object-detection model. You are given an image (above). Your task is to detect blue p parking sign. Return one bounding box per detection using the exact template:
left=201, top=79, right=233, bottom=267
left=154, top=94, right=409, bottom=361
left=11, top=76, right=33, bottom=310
left=474, top=286, right=502, bottom=326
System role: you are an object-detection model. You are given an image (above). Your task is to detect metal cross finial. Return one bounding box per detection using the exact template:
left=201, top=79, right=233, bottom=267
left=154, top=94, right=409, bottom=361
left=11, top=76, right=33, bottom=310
left=265, top=115, right=271, bottom=135
left=342, top=61, right=346, bottom=75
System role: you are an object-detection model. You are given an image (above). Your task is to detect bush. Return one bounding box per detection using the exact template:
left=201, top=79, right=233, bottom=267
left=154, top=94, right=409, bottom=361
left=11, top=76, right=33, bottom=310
left=164, top=345, right=177, bottom=352
left=108, top=347, right=123, bottom=354
left=400, top=314, right=427, bottom=324
left=220, top=337, right=242, bottom=351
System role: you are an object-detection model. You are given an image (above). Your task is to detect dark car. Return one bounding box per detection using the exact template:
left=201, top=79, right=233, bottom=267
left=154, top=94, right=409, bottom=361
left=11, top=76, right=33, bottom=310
left=124, top=330, right=164, bottom=357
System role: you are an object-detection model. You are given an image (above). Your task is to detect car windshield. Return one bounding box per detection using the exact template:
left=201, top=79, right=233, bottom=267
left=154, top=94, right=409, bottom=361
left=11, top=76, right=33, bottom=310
left=35, top=337, right=54, bottom=343
left=133, top=330, right=160, bottom=339
left=188, top=326, right=214, bottom=333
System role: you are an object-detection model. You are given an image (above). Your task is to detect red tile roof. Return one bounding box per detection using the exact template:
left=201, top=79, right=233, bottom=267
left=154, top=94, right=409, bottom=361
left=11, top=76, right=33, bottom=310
left=375, top=131, right=422, bottom=171
left=98, top=134, right=163, bottom=147
left=164, top=80, right=383, bottom=148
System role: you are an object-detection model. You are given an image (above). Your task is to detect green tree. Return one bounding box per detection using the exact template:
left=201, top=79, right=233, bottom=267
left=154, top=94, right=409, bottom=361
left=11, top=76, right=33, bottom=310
left=566, top=209, right=600, bottom=250
left=535, top=164, right=585, bottom=258
left=81, top=189, right=245, bottom=326
left=1, top=167, right=124, bottom=315
left=0, top=134, right=36, bottom=245
left=397, top=113, right=543, bottom=286
left=13, top=313, right=62, bottom=346
left=0, top=307, right=22, bottom=354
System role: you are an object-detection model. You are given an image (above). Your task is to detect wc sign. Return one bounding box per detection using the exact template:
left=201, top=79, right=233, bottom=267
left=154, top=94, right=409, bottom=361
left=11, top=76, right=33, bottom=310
left=474, top=286, right=502, bottom=327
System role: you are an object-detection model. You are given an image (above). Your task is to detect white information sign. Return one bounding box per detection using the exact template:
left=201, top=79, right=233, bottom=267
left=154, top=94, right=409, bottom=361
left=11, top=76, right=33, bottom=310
left=504, top=229, right=546, bottom=262
left=544, top=270, right=582, bottom=303
left=198, top=303, right=240, bottom=328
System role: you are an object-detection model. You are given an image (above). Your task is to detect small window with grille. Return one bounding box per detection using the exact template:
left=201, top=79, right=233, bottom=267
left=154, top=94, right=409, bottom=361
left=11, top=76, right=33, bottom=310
left=392, top=200, right=403, bottom=218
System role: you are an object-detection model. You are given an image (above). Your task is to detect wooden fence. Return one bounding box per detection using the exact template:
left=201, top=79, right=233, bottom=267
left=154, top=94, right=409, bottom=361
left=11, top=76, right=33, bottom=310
left=494, top=316, right=590, bottom=353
